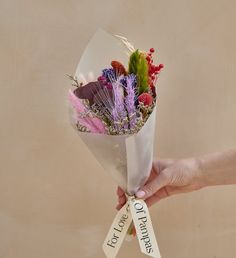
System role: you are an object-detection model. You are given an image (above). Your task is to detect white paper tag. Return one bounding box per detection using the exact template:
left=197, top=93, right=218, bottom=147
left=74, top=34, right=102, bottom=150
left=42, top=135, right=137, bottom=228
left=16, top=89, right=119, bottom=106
left=103, top=202, right=133, bottom=258
left=128, top=197, right=161, bottom=258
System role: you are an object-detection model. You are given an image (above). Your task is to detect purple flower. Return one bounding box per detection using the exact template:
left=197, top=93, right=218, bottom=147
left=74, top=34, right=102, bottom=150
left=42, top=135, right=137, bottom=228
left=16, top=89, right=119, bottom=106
left=124, top=74, right=137, bottom=130
left=120, top=73, right=137, bottom=90
left=112, top=77, right=128, bottom=132
left=102, top=68, right=116, bottom=83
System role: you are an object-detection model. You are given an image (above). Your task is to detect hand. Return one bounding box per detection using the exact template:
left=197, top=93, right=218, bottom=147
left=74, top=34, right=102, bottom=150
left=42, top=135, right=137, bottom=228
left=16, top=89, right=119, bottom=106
left=117, top=158, right=203, bottom=209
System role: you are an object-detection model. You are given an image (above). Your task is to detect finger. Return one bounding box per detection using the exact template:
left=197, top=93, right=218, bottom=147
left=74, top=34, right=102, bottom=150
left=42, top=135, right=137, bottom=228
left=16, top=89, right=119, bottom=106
left=116, top=196, right=128, bottom=210
left=118, top=195, right=126, bottom=205
left=136, top=172, right=170, bottom=199
left=117, top=186, right=125, bottom=197
left=145, top=188, right=170, bottom=207
left=145, top=186, right=191, bottom=207
left=116, top=203, right=123, bottom=210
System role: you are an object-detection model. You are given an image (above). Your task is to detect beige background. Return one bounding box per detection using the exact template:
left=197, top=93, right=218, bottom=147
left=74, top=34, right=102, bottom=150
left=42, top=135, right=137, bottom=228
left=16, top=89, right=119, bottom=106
left=1, top=0, right=236, bottom=257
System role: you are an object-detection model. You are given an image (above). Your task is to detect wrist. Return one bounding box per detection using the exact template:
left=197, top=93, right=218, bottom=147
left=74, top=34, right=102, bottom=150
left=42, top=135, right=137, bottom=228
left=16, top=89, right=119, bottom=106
left=197, top=150, right=236, bottom=187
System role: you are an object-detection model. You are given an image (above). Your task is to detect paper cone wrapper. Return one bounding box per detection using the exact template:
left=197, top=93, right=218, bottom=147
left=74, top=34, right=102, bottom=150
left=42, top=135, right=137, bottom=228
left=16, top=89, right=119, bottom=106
left=72, top=29, right=157, bottom=194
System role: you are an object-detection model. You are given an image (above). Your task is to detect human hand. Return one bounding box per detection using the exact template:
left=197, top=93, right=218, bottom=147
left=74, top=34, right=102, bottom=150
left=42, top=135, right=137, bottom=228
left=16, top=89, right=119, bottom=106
left=117, top=158, right=203, bottom=209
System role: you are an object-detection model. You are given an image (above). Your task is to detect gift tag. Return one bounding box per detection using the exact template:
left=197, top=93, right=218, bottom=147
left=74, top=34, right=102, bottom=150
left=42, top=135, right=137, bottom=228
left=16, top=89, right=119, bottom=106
left=103, top=202, right=133, bottom=258
left=128, top=197, right=161, bottom=258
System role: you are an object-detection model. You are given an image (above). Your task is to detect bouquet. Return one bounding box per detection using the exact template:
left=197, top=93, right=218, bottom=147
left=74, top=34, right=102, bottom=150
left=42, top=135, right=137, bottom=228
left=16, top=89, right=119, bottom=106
left=68, top=29, right=164, bottom=258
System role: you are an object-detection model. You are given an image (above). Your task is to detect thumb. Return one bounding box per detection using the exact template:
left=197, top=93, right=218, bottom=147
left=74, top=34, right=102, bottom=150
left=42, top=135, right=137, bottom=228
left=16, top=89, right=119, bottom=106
left=136, top=172, right=169, bottom=199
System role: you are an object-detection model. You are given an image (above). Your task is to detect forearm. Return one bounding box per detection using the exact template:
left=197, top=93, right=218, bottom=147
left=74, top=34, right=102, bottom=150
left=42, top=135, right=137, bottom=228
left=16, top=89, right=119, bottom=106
left=199, top=149, right=236, bottom=187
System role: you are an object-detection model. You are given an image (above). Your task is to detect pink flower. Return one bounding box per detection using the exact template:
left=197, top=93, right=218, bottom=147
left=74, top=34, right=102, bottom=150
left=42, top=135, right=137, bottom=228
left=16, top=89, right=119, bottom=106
left=68, top=89, right=106, bottom=134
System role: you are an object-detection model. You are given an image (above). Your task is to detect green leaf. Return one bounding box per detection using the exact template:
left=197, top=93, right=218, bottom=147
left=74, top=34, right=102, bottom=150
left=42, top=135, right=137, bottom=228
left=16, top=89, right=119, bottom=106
left=128, top=50, right=149, bottom=94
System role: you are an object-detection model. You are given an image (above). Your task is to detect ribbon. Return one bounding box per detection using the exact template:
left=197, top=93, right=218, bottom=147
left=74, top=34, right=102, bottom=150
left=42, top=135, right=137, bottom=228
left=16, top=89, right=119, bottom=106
left=103, top=196, right=161, bottom=258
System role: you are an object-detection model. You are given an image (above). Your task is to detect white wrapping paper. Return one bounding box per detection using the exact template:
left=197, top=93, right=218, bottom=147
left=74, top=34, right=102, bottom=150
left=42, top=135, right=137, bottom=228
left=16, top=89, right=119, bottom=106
left=75, top=29, right=130, bottom=84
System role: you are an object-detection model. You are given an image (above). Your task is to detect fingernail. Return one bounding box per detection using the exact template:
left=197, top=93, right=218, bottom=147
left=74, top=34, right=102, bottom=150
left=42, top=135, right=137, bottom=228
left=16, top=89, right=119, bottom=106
left=136, top=190, right=145, bottom=198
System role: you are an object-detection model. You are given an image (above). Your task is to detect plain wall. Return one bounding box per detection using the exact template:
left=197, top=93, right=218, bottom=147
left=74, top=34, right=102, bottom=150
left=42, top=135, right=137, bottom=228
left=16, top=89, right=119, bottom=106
left=0, top=0, right=236, bottom=257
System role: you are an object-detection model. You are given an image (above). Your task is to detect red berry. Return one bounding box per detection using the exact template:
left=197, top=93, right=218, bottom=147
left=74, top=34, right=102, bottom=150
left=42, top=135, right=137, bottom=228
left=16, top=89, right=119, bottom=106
left=146, top=56, right=151, bottom=62
left=150, top=48, right=155, bottom=53
left=138, top=93, right=153, bottom=106
left=159, top=64, right=164, bottom=69
left=150, top=65, right=156, bottom=73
